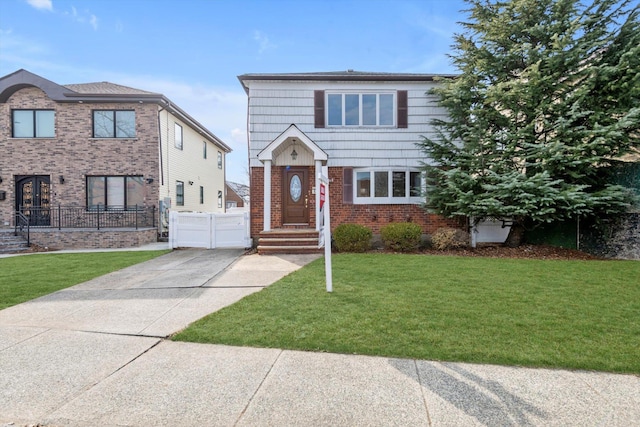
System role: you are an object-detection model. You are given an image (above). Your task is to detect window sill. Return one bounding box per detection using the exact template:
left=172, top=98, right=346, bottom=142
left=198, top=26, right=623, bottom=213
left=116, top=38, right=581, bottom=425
left=353, top=197, right=422, bottom=205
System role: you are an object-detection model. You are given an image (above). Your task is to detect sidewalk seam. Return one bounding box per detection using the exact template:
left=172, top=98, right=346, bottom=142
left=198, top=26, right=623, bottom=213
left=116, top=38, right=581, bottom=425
left=42, top=338, right=162, bottom=421
left=233, top=349, right=284, bottom=426
left=414, top=359, right=433, bottom=427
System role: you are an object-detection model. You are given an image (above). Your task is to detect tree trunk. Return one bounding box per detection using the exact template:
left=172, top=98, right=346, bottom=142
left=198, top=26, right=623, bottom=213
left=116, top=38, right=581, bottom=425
left=504, top=222, right=525, bottom=247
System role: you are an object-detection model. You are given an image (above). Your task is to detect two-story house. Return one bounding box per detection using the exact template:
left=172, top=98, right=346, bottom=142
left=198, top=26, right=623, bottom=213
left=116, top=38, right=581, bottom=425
left=0, top=69, right=231, bottom=250
left=238, top=71, right=464, bottom=253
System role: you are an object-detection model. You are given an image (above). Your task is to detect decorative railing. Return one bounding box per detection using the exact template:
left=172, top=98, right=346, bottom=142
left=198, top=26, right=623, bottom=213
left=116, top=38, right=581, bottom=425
left=17, top=205, right=157, bottom=230
left=14, top=211, right=30, bottom=246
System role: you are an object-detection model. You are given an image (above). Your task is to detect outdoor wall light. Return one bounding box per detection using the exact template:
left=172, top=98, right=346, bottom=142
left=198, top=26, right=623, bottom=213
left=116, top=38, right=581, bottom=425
left=145, top=178, right=154, bottom=184
left=59, top=175, right=65, bottom=184
left=0, top=176, right=3, bottom=184
left=291, top=148, right=298, bottom=161
left=188, top=181, right=194, bottom=185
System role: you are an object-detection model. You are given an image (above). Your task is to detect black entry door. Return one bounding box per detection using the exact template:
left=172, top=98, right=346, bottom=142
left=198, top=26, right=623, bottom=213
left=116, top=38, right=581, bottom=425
left=15, top=176, right=51, bottom=226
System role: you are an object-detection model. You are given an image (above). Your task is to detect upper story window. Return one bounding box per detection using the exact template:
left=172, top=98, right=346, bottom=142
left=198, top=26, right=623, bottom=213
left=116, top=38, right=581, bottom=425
left=12, top=109, right=55, bottom=138
left=315, top=90, right=407, bottom=129
left=93, top=110, right=135, bottom=138
left=86, top=175, right=144, bottom=210
left=217, top=151, right=223, bottom=169
left=175, top=123, right=183, bottom=150
left=203, top=141, right=207, bottom=159
left=327, top=93, right=395, bottom=127
left=353, top=168, right=423, bottom=204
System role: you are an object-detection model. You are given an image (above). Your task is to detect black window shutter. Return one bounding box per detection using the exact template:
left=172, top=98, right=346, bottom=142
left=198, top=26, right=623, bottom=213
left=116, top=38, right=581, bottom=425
left=314, top=90, right=325, bottom=128
left=397, top=90, right=408, bottom=128
left=343, top=168, right=353, bottom=204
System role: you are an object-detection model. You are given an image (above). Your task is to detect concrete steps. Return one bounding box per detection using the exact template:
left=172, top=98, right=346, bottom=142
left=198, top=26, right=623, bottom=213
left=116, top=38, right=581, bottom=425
left=257, top=229, right=323, bottom=255
left=0, top=230, right=30, bottom=254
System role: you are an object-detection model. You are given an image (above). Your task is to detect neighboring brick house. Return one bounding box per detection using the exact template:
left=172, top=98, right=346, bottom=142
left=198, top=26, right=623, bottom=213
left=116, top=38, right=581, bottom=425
left=0, top=69, right=230, bottom=249
left=225, top=181, right=249, bottom=209
left=238, top=71, right=464, bottom=252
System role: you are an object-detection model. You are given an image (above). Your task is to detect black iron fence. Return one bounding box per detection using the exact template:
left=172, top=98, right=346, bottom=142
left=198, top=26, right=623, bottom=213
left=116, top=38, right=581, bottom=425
left=16, top=205, right=157, bottom=230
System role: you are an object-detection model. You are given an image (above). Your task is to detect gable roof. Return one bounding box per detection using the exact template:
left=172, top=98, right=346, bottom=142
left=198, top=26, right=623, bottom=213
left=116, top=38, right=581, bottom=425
left=226, top=181, right=250, bottom=204
left=0, top=69, right=231, bottom=152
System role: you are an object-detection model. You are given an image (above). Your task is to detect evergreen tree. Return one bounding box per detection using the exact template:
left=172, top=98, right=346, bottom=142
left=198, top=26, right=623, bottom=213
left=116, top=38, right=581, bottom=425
left=419, top=0, right=639, bottom=246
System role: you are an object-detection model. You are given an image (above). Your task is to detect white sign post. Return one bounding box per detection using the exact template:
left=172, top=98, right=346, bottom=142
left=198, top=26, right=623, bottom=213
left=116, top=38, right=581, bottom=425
left=318, top=173, right=332, bottom=292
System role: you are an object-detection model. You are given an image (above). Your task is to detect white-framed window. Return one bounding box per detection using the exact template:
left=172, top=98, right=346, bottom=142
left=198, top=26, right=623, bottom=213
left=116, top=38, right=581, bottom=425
left=86, top=175, right=144, bottom=210
left=353, top=168, right=423, bottom=204
left=174, top=123, right=183, bottom=150
left=12, top=109, right=55, bottom=138
left=199, top=186, right=204, bottom=204
left=93, top=110, right=135, bottom=138
left=217, top=190, right=223, bottom=208
left=217, top=151, right=222, bottom=169
left=203, top=141, right=207, bottom=159
left=176, top=181, right=184, bottom=206
left=327, top=92, right=395, bottom=127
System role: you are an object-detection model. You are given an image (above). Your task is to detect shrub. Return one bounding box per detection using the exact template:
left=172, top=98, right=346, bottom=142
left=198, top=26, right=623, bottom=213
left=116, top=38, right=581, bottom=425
left=380, top=222, right=422, bottom=252
left=431, top=228, right=469, bottom=250
left=333, top=224, right=372, bottom=252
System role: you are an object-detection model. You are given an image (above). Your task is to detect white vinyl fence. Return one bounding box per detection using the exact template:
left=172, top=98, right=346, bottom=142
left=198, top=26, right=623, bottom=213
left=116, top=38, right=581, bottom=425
left=169, top=211, right=251, bottom=249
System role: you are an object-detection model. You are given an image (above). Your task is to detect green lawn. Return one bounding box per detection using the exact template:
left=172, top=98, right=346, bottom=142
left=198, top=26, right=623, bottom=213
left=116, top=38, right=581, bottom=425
left=0, top=251, right=170, bottom=310
left=174, top=253, right=640, bottom=374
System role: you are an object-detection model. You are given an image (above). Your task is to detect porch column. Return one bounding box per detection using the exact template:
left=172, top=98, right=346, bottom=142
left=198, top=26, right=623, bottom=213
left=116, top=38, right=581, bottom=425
left=263, top=160, right=272, bottom=231
left=315, top=160, right=322, bottom=231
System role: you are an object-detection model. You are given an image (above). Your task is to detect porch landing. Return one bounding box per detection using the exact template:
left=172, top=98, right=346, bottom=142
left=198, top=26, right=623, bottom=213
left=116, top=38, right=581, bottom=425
left=257, top=229, right=323, bottom=255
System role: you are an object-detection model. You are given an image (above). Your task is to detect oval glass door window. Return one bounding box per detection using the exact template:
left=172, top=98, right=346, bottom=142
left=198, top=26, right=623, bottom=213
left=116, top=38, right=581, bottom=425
left=290, top=175, right=302, bottom=202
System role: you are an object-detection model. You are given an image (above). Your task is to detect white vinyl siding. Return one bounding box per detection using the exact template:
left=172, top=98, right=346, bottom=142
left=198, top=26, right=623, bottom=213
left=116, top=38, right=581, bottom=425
left=245, top=80, right=446, bottom=169
left=158, top=110, right=226, bottom=212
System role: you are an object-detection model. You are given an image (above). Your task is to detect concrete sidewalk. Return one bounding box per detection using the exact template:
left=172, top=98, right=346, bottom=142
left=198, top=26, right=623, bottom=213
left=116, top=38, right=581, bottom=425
left=1, top=249, right=638, bottom=426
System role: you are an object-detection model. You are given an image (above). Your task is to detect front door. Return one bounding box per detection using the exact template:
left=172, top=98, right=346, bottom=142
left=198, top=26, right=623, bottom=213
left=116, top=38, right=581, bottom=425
left=283, top=168, right=309, bottom=224
left=15, top=175, right=51, bottom=226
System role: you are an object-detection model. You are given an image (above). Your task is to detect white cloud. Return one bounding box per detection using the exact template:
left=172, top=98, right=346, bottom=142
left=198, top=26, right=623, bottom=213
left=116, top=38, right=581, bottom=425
left=253, top=30, right=276, bottom=54
left=63, top=5, right=98, bottom=30
left=26, top=0, right=52, bottom=11
left=89, top=14, right=98, bottom=30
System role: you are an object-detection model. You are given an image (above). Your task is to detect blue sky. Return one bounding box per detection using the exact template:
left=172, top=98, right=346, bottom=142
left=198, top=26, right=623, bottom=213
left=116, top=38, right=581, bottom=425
left=0, top=0, right=468, bottom=184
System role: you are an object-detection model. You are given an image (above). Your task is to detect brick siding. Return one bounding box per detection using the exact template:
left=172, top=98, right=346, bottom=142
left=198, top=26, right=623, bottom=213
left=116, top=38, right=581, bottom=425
left=27, top=228, right=157, bottom=250
left=250, top=166, right=466, bottom=238
left=0, top=86, right=160, bottom=231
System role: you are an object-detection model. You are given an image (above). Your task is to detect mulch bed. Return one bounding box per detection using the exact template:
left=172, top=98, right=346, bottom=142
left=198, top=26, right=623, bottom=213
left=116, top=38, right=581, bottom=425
left=417, top=244, right=600, bottom=260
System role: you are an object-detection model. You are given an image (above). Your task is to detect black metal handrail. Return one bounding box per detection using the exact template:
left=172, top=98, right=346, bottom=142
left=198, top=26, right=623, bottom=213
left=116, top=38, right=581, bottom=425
left=14, top=211, right=30, bottom=246
left=17, top=205, right=156, bottom=230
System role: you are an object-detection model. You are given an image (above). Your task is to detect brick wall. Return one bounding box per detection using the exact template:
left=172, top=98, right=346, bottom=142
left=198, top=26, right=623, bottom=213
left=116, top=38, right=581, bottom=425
left=250, top=166, right=466, bottom=238
left=0, top=86, right=160, bottom=228
left=28, top=228, right=157, bottom=250
left=225, top=185, right=245, bottom=207
left=327, top=167, right=465, bottom=234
